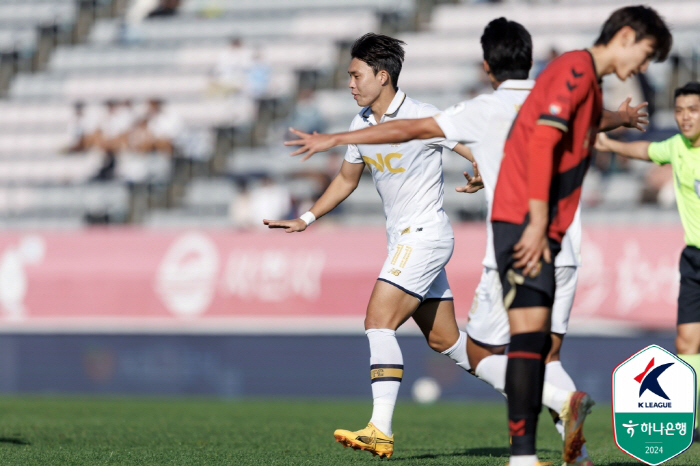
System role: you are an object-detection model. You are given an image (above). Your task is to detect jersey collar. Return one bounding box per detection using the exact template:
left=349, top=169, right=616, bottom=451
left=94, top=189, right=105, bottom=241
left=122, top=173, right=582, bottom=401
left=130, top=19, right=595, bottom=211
left=384, top=88, right=407, bottom=116
left=361, top=88, right=407, bottom=121
left=497, top=79, right=535, bottom=90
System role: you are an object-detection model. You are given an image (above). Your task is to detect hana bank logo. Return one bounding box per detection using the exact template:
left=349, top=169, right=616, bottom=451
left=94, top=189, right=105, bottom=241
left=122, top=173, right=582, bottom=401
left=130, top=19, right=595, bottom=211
left=635, top=358, right=674, bottom=408
left=155, top=232, right=326, bottom=317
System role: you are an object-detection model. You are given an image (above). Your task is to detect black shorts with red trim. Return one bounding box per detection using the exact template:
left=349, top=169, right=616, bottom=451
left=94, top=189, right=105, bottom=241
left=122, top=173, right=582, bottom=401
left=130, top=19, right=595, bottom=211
left=678, top=245, right=700, bottom=325
left=492, top=220, right=561, bottom=310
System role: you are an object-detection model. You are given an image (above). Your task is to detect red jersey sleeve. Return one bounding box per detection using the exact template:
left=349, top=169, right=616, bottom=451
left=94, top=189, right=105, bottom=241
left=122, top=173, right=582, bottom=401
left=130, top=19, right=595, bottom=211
left=534, top=54, right=591, bottom=132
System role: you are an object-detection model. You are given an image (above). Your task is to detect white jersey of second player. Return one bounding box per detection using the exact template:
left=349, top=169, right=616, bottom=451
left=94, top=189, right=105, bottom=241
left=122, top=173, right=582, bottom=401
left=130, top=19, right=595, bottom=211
left=433, top=79, right=581, bottom=269
left=345, top=89, right=457, bottom=239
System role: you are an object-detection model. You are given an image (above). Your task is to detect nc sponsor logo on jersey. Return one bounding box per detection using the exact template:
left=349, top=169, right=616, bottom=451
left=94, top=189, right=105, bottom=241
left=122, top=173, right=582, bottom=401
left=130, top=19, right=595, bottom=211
left=362, top=153, right=405, bottom=173
left=612, top=344, right=696, bottom=465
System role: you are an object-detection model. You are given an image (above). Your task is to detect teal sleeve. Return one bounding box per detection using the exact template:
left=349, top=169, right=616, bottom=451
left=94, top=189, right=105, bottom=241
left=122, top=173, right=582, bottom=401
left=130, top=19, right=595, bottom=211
left=647, top=136, right=677, bottom=165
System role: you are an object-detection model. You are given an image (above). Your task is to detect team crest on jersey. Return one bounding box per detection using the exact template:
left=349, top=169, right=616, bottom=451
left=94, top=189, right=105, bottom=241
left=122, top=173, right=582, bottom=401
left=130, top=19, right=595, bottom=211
left=549, top=104, right=561, bottom=115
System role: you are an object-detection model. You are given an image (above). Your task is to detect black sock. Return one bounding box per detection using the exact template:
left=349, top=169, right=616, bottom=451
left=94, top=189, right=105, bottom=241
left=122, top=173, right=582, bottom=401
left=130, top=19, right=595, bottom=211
left=506, top=331, right=552, bottom=456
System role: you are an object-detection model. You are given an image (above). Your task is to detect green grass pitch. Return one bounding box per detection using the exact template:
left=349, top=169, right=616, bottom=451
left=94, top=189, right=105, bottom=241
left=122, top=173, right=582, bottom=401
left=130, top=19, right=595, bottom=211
left=0, top=397, right=697, bottom=465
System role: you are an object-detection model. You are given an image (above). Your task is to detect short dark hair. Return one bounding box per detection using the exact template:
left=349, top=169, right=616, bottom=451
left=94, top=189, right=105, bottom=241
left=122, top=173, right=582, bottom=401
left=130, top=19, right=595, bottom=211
left=350, top=33, right=405, bottom=91
left=674, top=82, right=700, bottom=100
left=480, top=17, right=532, bottom=82
left=594, top=5, right=672, bottom=62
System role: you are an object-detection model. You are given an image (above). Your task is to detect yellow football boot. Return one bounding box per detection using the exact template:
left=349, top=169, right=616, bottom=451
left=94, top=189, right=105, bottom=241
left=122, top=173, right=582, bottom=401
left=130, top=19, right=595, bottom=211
left=334, top=422, right=394, bottom=459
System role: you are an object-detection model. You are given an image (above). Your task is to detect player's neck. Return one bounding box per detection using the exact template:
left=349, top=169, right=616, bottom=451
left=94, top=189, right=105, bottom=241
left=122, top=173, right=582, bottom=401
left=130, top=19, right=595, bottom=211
left=689, top=133, right=700, bottom=147
left=587, top=45, right=616, bottom=79
left=369, top=88, right=397, bottom=122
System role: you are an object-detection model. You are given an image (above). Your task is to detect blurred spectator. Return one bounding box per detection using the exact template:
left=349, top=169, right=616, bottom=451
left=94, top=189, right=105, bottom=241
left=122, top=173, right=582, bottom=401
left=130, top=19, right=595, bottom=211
left=97, top=99, right=134, bottom=152
left=126, top=0, right=159, bottom=23
left=127, top=117, right=157, bottom=152
left=245, top=48, right=272, bottom=99
left=147, top=0, right=181, bottom=18
left=231, top=176, right=292, bottom=229
left=285, top=88, right=326, bottom=139
left=210, top=38, right=253, bottom=95
left=145, top=98, right=184, bottom=155
left=66, top=101, right=102, bottom=153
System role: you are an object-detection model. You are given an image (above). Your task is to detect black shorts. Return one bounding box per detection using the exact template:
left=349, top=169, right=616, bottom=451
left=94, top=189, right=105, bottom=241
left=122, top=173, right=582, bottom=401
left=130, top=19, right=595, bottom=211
left=678, top=245, right=700, bottom=325
left=492, top=220, right=561, bottom=310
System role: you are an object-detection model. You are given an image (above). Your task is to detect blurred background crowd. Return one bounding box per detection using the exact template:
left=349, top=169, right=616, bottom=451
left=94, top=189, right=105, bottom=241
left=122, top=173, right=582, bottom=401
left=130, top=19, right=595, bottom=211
left=0, top=0, right=698, bottom=230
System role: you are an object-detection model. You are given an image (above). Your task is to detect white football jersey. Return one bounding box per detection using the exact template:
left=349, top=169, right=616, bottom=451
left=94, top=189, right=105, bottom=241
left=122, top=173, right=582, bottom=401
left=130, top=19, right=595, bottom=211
left=433, top=80, right=581, bottom=268
left=345, top=89, right=457, bottom=237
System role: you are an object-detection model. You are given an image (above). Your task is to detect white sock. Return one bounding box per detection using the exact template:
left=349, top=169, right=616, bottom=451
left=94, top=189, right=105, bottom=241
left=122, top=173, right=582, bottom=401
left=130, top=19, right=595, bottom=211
left=474, top=354, right=507, bottom=395
left=546, top=361, right=576, bottom=391
left=542, top=361, right=577, bottom=414
left=442, top=330, right=470, bottom=371
left=509, top=454, right=539, bottom=466
left=366, top=328, right=403, bottom=436
left=542, top=381, right=571, bottom=414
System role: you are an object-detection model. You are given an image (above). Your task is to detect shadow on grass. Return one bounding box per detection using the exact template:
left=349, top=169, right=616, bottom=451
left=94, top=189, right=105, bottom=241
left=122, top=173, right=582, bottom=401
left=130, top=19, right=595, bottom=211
left=397, top=446, right=560, bottom=461
left=0, top=437, right=30, bottom=446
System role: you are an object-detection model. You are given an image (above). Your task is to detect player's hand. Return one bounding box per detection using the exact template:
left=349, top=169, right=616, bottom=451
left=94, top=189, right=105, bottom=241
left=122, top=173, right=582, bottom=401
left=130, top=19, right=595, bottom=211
left=284, top=128, right=336, bottom=161
left=513, top=223, right=552, bottom=278
left=263, top=218, right=307, bottom=233
left=455, top=162, right=483, bottom=194
left=618, top=97, right=649, bottom=132
left=594, top=132, right=612, bottom=152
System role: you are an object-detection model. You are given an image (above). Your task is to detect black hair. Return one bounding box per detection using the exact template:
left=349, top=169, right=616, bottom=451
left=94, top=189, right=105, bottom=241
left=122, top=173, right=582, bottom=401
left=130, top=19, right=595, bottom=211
left=674, top=82, right=700, bottom=100
left=350, top=33, right=405, bottom=91
left=594, top=5, right=672, bottom=62
left=480, top=17, right=532, bottom=82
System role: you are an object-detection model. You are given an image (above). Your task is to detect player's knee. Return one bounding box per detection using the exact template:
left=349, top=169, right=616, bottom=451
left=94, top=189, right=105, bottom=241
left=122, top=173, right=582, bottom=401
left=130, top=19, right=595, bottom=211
left=364, top=315, right=396, bottom=331
left=426, top=333, right=451, bottom=353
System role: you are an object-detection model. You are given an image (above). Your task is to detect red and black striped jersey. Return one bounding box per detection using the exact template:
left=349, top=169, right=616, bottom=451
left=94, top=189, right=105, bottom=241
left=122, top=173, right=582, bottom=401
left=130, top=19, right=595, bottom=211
left=492, top=50, right=602, bottom=242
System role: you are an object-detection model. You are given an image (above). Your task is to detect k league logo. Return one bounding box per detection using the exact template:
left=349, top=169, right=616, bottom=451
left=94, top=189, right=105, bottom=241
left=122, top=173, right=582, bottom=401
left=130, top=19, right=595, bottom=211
left=612, top=345, right=696, bottom=465
left=635, top=358, right=673, bottom=407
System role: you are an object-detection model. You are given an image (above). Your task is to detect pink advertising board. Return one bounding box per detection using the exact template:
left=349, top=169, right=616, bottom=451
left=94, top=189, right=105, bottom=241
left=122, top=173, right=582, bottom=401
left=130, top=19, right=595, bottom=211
left=0, top=224, right=685, bottom=333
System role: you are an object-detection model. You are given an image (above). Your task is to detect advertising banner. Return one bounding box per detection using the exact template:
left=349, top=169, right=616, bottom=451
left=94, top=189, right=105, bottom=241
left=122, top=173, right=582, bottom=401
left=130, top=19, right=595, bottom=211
left=0, top=224, right=685, bottom=333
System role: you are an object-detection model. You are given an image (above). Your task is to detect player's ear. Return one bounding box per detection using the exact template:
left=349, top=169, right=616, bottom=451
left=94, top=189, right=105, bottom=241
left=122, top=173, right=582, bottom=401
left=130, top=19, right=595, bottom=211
left=616, top=25, right=637, bottom=47
left=482, top=60, right=491, bottom=75
left=378, top=70, right=389, bottom=86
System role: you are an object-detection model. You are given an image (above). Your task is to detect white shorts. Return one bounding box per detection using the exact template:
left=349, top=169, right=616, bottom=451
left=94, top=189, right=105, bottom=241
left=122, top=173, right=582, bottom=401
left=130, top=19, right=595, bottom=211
left=377, top=229, right=454, bottom=302
left=466, top=266, right=578, bottom=346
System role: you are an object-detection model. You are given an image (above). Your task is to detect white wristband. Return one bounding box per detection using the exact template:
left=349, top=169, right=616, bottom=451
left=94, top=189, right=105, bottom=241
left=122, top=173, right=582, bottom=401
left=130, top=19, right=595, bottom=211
left=300, top=211, right=316, bottom=226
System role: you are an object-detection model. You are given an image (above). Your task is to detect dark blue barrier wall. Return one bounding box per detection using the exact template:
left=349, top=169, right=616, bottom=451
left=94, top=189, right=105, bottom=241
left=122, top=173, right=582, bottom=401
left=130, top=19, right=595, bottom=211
left=0, top=334, right=677, bottom=402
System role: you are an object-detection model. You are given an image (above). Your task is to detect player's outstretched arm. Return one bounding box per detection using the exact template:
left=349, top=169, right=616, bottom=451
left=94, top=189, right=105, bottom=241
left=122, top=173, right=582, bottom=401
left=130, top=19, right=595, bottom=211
left=455, top=161, right=483, bottom=194
left=599, top=97, right=649, bottom=132
left=285, top=117, right=445, bottom=161
left=595, top=133, right=651, bottom=160
left=263, top=160, right=364, bottom=232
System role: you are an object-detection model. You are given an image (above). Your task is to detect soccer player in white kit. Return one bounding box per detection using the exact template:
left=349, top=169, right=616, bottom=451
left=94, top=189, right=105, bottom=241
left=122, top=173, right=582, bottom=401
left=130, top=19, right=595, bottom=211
left=265, top=33, right=473, bottom=459
left=286, top=19, right=649, bottom=466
